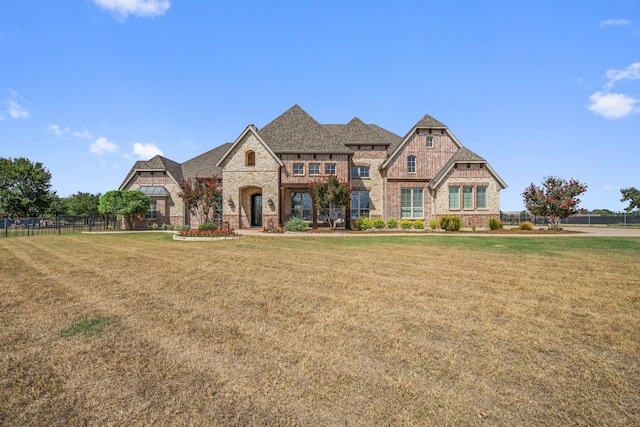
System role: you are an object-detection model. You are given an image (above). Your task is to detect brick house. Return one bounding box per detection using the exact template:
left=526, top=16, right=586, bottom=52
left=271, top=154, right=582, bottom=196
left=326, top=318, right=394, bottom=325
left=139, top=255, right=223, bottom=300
left=120, top=105, right=506, bottom=229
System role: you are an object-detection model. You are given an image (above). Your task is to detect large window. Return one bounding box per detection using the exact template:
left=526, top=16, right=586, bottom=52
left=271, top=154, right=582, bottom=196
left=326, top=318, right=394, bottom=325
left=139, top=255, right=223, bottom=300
left=351, top=191, right=370, bottom=219
left=463, top=186, right=474, bottom=209
left=449, top=187, right=460, bottom=210
left=407, top=155, right=416, bottom=173
left=214, top=194, right=223, bottom=220
left=476, top=187, right=487, bottom=209
left=351, top=166, right=370, bottom=178
left=309, top=163, right=321, bottom=175
left=291, top=192, right=312, bottom=220
left=145, top=200, right=158, bottom=220
left=325, top=163, right=336, bottom=175
left=401, top=188, right=423, bottom=219
left=293, top=163, right=304, bottom=175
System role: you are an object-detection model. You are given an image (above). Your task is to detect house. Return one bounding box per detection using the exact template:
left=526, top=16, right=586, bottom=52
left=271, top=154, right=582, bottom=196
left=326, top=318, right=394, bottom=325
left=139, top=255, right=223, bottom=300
left=119, top=105, right=507, bottom=229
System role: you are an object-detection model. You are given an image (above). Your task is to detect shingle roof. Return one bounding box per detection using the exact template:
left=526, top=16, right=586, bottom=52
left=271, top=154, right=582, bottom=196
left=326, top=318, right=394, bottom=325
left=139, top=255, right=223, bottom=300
left=415, top=114, right=447, bottom=128
left=334, top=117, right=401, bottom=146
left=182, top=143, right=232, bottom=179
left=119, top=155, right=183, bottom=189
left=258, top=105, right=353, bottom=154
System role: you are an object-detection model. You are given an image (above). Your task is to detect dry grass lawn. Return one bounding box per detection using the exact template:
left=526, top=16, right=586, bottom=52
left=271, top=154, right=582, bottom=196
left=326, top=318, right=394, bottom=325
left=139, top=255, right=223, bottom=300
left=1, top=233, right=639, bottom=426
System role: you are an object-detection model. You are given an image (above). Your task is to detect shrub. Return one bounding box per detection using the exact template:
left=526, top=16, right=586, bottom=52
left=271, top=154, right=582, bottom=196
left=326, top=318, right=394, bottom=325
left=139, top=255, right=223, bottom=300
left=488, top=217, right=504, bottom=230
left=161, top=223, right=174, bottom=230
left=400, top=219, right=412, bottom=230
left=519, top=221, right=535, bottom=230
left=198, top=222, right=219, bottom=231
left=284, top=217, right=309, bottom=232
left=351, top=217, right=361, bottom=230
left=413, top=219, right=424, bottom=229
left=150, top=222, right=159, bottom=230
left=177, top=224, right=191, bottom=231
left=359, top=217, right=374, bottom=230
left=387, top=217, right=398, bottom=229
left=440, top=216, right=461, bottom=231
left=373, top=217, right=385, bottom=229
left=429, top=219, right=439, bottom=230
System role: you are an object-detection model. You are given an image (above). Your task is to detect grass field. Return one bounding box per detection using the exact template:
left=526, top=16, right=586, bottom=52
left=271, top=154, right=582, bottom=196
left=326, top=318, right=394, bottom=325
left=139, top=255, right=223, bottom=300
left=1, top=233, right=639, bottom=426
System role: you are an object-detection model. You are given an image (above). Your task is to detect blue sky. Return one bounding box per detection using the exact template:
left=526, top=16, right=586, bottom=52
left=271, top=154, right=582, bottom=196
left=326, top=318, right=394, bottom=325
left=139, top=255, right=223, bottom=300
left=1, top=0, right=638, bottom=212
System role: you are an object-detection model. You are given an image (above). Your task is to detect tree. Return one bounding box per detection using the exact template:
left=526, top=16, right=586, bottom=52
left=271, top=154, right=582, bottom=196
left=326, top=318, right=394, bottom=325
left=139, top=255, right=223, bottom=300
left=178, top=176, right=222, bottom=226
left=308, top=175, right=351, bottom=228
left=0, top=157, right=54, bottom=217
left=98, top=190, right=150, bottom=230
left=522, top=176, right=587, bottom=229
left=66, top=192, right=101, bottom=218
left=620, top=187, right=640, bottom=212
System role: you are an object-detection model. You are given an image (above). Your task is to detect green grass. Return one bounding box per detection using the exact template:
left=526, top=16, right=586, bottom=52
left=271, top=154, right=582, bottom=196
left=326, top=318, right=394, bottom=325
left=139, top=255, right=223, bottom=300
left=59, top=316, right=114, bottom=338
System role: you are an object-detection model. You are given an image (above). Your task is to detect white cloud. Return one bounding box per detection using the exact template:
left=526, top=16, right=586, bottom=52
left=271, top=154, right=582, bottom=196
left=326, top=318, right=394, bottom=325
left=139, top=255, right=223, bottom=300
left=604, top=62, right=640, bottom=88
left=93, top=0, right=171, bottom=19
left=72, top=129, right=94, bottom=139
left=599, top=19, right=631, bottom=28
left=132, top=142, right=163, bottom=159
left=90, top=137, right=119, bottom=155
left=47, top=124, right=69, bottom=137
left=8, top=100, right=29, bottom=119
left=587, top=92, right=639, bottom=119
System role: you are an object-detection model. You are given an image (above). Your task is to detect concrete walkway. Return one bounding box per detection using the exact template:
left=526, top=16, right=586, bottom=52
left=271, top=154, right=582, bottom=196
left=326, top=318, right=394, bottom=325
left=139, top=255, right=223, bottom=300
left=235, top=225, right=640, bottom=238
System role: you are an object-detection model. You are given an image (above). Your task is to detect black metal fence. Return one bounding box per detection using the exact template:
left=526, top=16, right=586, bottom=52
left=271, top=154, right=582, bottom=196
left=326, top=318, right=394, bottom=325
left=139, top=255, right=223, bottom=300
left=0, top=215, right=122, bottom=238
left=501, top=211, right=640, bottom=226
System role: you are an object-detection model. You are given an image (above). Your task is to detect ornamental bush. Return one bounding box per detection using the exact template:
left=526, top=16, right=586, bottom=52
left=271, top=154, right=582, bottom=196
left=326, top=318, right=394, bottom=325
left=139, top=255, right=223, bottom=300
left=429, top=219, right=439, bottom=230
left=413, top=219, right=424, bottom=229
left=373, top=217, right=385, bottom=229
left=198, top=222, right=219, bottom=231
left=400, top=219, right=412, bottom=230
left=488, top=217, right=503, bottom=230
left=519, top=221, right=534, bottom=230
left=387, top=217, right=398, bottom=229
left=359, top=217, right=374, bottom=230
left=284, top=217, right=309, bottom=232
left=440, top=216, right=461, bottom=231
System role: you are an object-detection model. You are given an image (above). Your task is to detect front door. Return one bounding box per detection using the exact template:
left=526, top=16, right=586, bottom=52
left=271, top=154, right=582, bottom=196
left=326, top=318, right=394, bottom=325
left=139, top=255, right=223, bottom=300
left=251, top=194, right=262, bottom=227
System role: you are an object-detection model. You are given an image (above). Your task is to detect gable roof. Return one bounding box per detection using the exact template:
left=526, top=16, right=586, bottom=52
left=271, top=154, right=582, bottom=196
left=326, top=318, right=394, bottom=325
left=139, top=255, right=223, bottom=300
left=216, top=125, right=284, bottom=168
left=119, top=155, right=183, bottom=189
left=429, top=147, right=507, bottom=190
left=334, top=117, right=402, bottom=146
left=258, top=105, right=353, bottom=154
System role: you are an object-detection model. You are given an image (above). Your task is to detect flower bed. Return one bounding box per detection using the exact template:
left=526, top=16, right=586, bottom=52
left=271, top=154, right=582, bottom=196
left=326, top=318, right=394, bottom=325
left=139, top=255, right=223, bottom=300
left=177, top=229, right=238, bottom=238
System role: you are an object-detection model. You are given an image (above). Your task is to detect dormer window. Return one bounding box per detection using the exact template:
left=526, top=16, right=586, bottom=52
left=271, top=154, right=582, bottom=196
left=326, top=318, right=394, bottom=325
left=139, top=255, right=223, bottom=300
left=246, top=150, right=255, bottom=166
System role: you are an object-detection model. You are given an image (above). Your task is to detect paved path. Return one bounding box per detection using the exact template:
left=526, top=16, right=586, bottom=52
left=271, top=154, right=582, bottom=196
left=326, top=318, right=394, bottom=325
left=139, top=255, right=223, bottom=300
left=236, top=226, right=640, bottom=238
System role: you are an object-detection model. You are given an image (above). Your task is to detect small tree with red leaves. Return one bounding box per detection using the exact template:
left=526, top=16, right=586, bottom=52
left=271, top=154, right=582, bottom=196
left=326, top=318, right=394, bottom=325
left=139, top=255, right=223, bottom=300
left=178, top=176, right=222, bottom=226
left=522, top=176, right=587, bottom=229
left=308, top=175, right=351, bottom=228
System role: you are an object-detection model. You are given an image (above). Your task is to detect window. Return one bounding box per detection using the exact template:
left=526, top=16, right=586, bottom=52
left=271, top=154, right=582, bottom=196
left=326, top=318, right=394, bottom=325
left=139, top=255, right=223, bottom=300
left=245, top=150, right=255, bottom=166
left=449, top=187, right=460, bottom=210
left=350, top=191, right=370, bottom=219
left=463, top=186, right=474, bottom=209
left=291, top=192, right=312, bottom=220
left=351, top=166, right=370, bottom=178
left=214, top=194, right=223, bottom=220
left=407, top=155, right=416, bottom=173
left=476, top=187, right=487, bottom=209
left=309, top=163, right=321, bottom=175
left=401, top=188, right=423, bottom=218
left=426, top=137, right=433, bottom=148
left=293, top=163, right=304, bottom=175
left=145, top=200, right=158, bottom=220
left=325, top=163, right=336, bottom=175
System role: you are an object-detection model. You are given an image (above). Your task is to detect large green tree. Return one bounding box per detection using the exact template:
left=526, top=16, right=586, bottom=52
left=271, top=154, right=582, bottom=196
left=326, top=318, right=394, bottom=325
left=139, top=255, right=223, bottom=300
left=522, top=176, right=587, bottom=229
left=308, top=175, right=351, bottom=228
left=98, top=190, right=150, bottom=230
left=0, top=157, right=55, bottom=217
left=620, top=187, right=640, bottom=212
left=66, top=192, right=102, bottom=218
